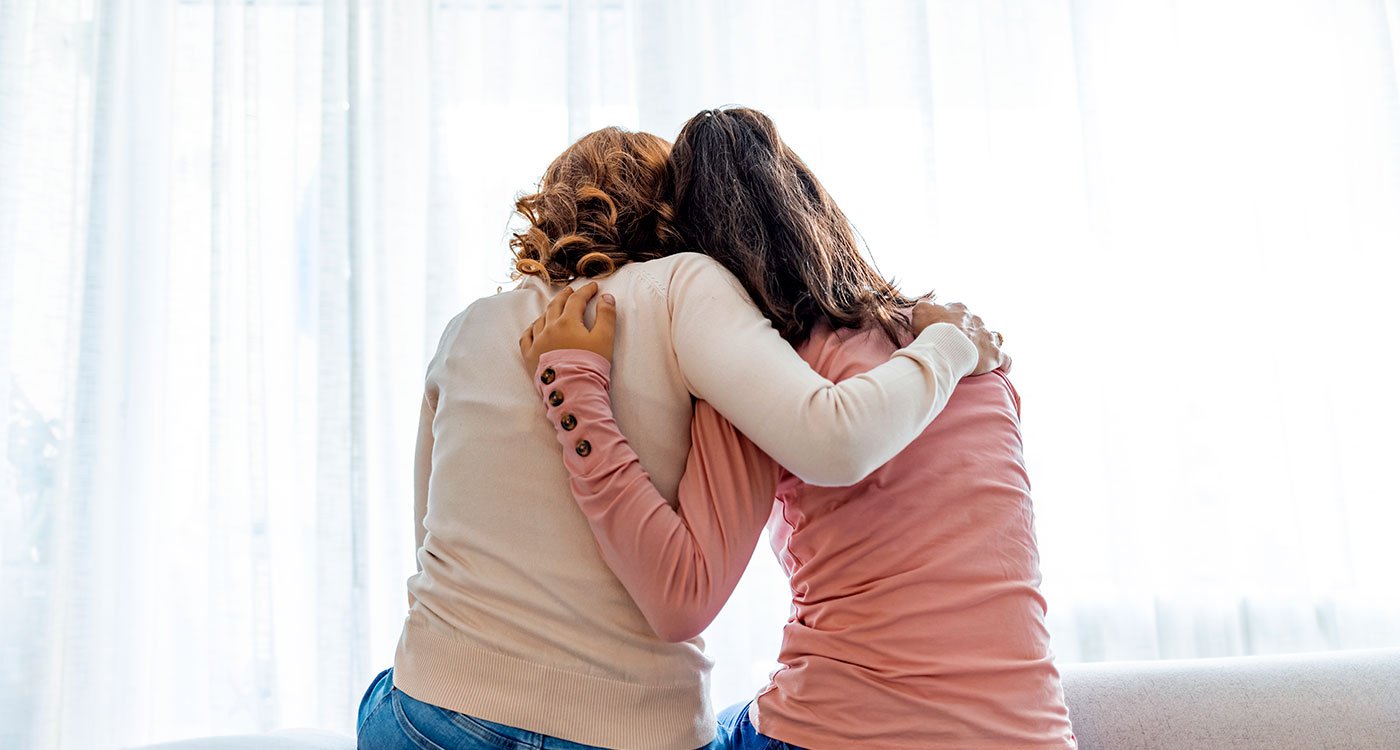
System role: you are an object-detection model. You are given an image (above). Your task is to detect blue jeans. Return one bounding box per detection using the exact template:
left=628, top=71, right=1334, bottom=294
left=712, top=702, right=804, bottom=750
left=357, top=667, right=608, bottom=749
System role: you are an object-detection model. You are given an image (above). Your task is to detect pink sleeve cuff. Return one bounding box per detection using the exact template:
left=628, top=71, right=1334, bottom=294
left=533, top=349, right=620, bottom=471
left=536, top=349, right=612, bottom=387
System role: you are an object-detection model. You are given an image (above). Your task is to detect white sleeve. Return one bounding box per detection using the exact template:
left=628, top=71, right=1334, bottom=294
left=665, top=255, right=979, bottom=486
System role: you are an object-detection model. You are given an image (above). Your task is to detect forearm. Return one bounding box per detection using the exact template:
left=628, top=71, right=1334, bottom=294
left=684, top=310, right=977, bottom=486
left=669, top=258, right=978, bottom=486
left=775, top=322, right=978, bottom=484
left=534, top=349, right=778, bottom=642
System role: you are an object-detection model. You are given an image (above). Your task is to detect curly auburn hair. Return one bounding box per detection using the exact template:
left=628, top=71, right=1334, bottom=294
left=510, top=127, right=678, bottom=283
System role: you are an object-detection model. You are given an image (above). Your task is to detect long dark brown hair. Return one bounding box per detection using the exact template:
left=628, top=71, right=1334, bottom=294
left=663, top=107, right=922, bottom=346
left=511, top=127, right=679, bottom=283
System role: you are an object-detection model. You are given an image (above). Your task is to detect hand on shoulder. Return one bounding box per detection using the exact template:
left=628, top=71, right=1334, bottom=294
left=519, top=282, right=618, bottom=372
left=912, top=300, right=1011, bottom=375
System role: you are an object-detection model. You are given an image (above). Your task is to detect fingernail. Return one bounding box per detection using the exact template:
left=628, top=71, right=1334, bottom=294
left=603, top=294, right=615, bottom=304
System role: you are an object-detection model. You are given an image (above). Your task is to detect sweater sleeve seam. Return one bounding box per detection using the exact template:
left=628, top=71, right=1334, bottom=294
left=634, top=262, right=670, bottom=304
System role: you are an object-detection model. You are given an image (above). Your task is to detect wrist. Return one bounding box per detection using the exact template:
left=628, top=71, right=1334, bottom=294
left=535, top=349, right=612, bottom=391
left=906, top=322, right=979, bottom=378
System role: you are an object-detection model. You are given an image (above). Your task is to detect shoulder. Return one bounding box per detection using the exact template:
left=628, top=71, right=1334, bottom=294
left=629, top=252, right=750, bottom=306
left=437, top=293, right=498, bottom=338
left=423, top=297, right=490, bottom=373
left=795, top=323, right=876, bottom=379
left=430, top=284, right=535, bottom=358
left=433, top=303, right=475, bottom=349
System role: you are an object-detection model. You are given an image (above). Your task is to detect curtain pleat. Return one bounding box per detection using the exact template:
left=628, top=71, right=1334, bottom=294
left=312, top=0, right=369, bottom=730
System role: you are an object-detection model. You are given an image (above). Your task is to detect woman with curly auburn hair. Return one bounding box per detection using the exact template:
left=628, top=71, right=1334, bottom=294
left=508, top=126, right=677, bottom=283
left=522, top=108, right=1072, bottom=750
left=356, top=121, right=1006, bottom=750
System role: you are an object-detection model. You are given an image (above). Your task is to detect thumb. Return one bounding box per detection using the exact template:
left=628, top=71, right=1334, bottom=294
left=593, top=293, right=617, bottom=336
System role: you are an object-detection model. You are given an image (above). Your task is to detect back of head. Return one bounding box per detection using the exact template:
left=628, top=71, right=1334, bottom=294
left=665, top=107, right=918, bottom=346
left=512, top=127, right=678, bottom=283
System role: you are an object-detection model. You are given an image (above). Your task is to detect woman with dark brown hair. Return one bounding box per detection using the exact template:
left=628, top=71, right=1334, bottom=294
left=356, top=123, right=1004, bottom=749
left=521, top=108, right=1073, bottom=749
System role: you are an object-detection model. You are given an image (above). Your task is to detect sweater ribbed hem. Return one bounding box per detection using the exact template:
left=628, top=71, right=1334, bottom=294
left=393, top=617, right=715, bottom=750
left=897, top=321, right=979, bottom=379
left=753, top=691, right=1077, bottom=750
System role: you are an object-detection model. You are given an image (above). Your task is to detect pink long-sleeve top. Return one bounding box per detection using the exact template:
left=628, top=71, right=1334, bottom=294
left=533, top=322, right=1077, bottom=750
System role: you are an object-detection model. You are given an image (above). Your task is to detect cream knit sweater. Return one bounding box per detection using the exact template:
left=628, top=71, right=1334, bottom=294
left=393, top=252, right=977, bottom=749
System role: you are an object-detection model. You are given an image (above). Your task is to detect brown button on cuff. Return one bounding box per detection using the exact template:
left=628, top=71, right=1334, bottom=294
left=575, top=439, right=592, bottom=457
left=547, top=390, right=564, bottom=407
left=560, top=414, right=577, bottom=431
left=540, top=368, right=556, bottom=385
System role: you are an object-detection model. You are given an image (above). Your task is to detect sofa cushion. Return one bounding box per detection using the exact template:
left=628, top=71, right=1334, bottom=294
left=1060, top=647, right=1400, bottom=749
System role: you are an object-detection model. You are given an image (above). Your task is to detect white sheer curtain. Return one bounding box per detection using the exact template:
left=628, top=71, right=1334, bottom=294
left=2, top=1, right=1398, bottom=747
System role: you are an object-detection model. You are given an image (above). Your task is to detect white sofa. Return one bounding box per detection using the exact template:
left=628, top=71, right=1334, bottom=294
left=134, top=648, right=1400, bottom=749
